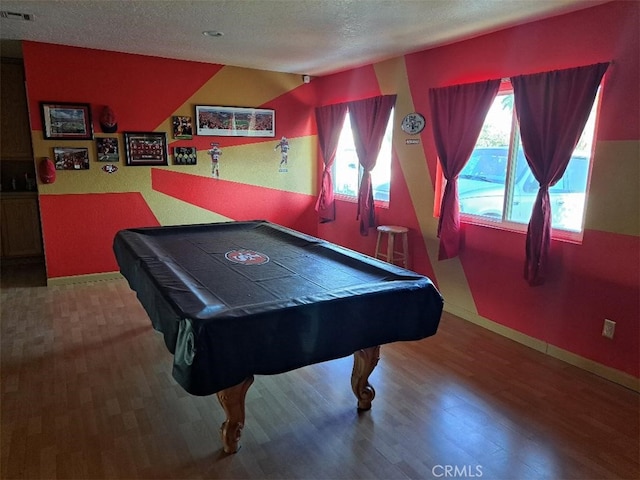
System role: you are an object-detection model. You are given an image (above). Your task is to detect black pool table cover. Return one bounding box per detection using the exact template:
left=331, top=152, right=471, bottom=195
left=113, top=220, right=443, bottom=396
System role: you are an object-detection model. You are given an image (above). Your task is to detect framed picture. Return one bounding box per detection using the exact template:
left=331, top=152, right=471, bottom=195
left=196, top=105, right=275, bottom=137
left=40, top=102, right=93, bottom=140
left=172, top=116, right=193, bottom=139
left=96, top=137, right=119, bottom=162
left=124, top=132, right=168, bottom=166
left=173, top=146, right=197, bottom=165
left=53, top=147, right=90, bottom=170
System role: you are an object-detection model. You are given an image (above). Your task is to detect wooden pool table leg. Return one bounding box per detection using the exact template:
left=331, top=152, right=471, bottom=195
left=216, top=375, right=254, bottom=454
left=351, top=345, right=380, bottom=410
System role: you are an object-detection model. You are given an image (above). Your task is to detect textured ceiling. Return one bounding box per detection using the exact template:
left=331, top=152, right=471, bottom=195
left=0, top=0, right=608, bottom=76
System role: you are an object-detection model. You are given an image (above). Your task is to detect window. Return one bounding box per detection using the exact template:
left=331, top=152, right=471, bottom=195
left=333, top=109, right=393, bottom=203
left=456, top=84, right=598, bottom=235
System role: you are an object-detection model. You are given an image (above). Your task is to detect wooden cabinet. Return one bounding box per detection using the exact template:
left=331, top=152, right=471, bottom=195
left=1, top=58, right=33, bottom=161
left=1, top=58, right=43, bottom=262
left=1, top=193, right=43, bottom=258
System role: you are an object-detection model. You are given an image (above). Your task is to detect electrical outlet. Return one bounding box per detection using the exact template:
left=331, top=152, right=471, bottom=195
left=602, top=319, right=616, bottom=339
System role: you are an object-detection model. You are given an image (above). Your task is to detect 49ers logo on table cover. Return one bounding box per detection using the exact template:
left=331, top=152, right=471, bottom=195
left=225, top=249, right=269, bottom=265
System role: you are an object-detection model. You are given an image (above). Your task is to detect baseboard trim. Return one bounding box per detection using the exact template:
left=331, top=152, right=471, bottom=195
left=444, top=303, right=639, bottom=393
left=47, top=271, right=124, bottom=286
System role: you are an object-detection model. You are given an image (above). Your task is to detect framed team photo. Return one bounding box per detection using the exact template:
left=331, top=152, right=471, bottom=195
left=173, top=146, right=197, bottom=165
left=196, top=105, right=275, bottom=137
left=95, top=137, right=119, bottom=162
left=53, top=147, right=90, bottom=170
left=124, top=132, right=168, bottom=166
left=40, top=102, right=93, bottom=140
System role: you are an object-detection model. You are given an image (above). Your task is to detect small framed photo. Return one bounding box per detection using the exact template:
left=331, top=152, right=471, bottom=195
left=53, top=147, right=90, bottom=170
left=173, top=146, right=197, bottom=165
left=96, top=137, right=119, bottom=162
left=40, top=102, right=93, bottom=140
left=172, top=116, right=193, bottom=139
left=196, top=105, right=275, bottom=137
left=124, top=132, right=168, bottom=166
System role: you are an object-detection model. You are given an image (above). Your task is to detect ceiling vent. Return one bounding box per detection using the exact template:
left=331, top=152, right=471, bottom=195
left=0, top=11, right=35, bottom=21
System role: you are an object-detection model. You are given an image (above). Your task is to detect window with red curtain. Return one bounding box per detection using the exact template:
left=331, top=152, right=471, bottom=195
left=333, top=110, right=394, bottom=204
left=348, top=95, right=396, bottom=236
left=454, top=83, right=600, bottom=239
left=314, top=104, right=348, bottom=223
left=429, top=80, right=500, bottom=259
left=512, top=62, right=609, bottom=285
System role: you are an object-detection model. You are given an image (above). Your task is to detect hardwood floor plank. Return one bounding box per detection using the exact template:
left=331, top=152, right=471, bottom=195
left=1, top=276, right=638, bottom=479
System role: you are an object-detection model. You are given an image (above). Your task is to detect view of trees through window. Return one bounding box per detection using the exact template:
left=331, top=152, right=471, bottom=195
left=333, top=111, right=393, bottom=203
left=458, top=87, right=598, bottom=233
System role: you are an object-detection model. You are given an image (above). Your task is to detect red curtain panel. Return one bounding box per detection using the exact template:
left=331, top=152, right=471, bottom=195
left=429, top=80, right=500, bottom=259
left=512, top=62, right=609, bottom=285
left=348, top=95, right=397, bottom=236
left=314, top=103, right=348, bottom=223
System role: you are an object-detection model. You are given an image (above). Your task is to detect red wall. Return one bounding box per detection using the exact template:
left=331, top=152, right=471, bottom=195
left=23, top=43, right=319, bottom=278
left=38, top=193, right=160, bottom=277
left=316, top=1, right=639, bottom=379
left=151, top=170, right=318, bottom=234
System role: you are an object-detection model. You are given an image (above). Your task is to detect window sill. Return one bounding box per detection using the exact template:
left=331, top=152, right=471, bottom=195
left=459, top=214, right=584, bottom=245
left=334, top=193, right=357, bottom=203
left=334, top=194, right=389, bottom=209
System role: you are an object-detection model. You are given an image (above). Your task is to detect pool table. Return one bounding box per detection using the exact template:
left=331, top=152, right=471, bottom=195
left=113, top=220, right=443, bottom=453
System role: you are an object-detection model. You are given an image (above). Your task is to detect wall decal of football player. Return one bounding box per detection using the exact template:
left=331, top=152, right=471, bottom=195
left=208, top=143, right=222, bottom=178
left=274, top=136, right=289, bottom=172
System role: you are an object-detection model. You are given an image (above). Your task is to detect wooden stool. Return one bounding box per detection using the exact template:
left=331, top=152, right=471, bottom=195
left=374, top=225, right=409, bottom=268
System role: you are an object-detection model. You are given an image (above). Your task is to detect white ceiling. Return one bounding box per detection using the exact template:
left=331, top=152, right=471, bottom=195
left=0, top=0, right=608, bottom=76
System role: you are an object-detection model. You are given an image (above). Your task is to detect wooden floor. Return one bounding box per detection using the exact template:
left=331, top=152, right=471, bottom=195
left=1, top=263, right=638, bottom=479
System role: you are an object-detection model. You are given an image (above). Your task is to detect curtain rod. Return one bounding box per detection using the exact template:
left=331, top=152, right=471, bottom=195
left=500, top=61, right=612, bottom=83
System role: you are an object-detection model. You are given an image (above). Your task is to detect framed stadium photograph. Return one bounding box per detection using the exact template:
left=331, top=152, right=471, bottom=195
left=195, top=105, right=275, bottom=137
left=40, top=102, right=93, bottom=140
left=53, top=147, right=90, bottom=170
left=123, top=132, right=168, bottom=166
